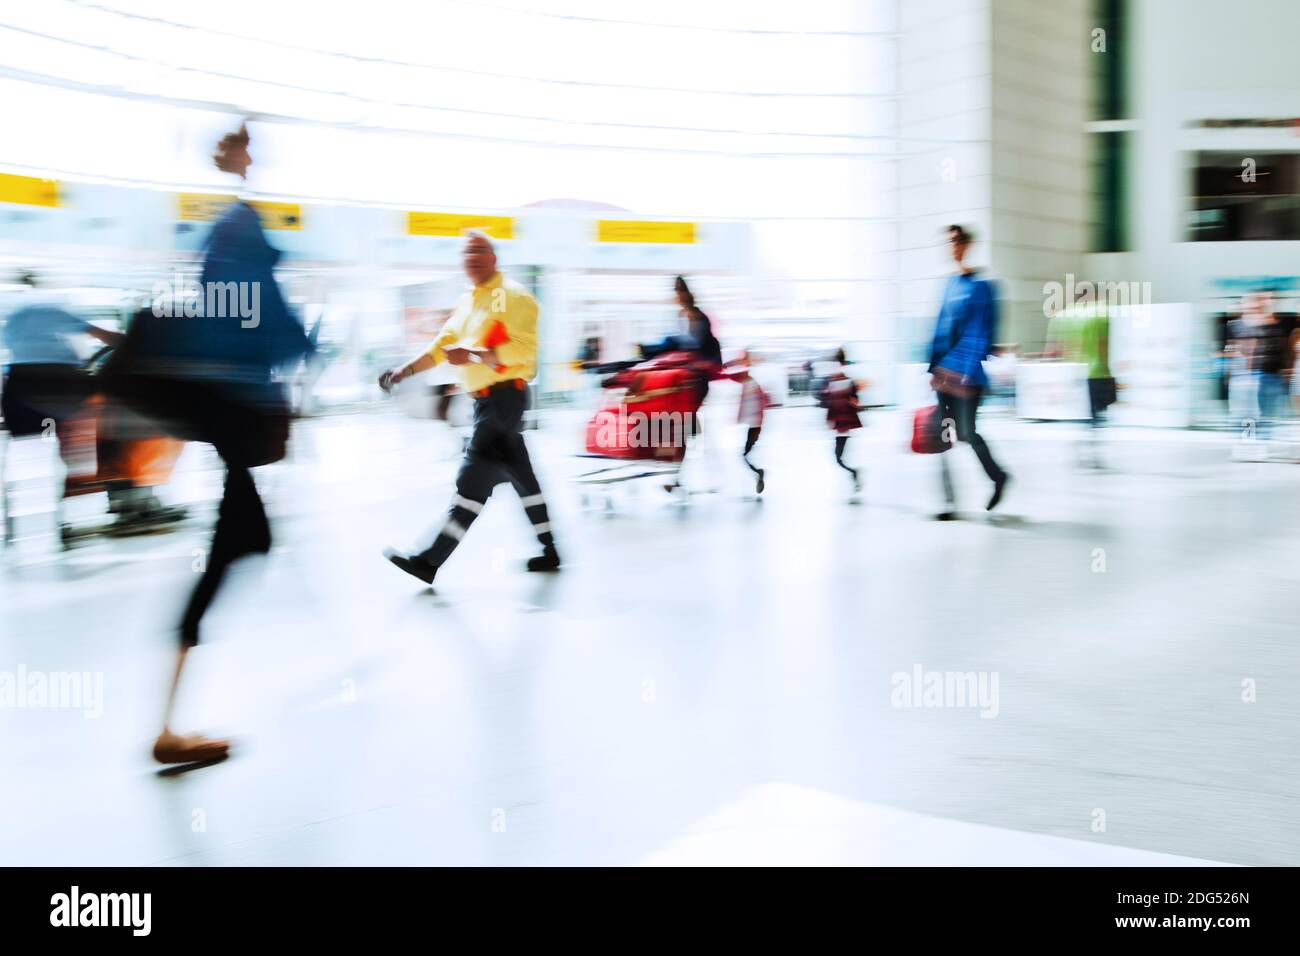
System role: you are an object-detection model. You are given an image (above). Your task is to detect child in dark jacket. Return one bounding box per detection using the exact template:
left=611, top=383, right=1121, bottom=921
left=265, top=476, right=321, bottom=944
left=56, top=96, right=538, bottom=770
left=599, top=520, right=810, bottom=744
left=820, top=349, right=863, bottom=494
left=728, top=356, right=769, bottom=495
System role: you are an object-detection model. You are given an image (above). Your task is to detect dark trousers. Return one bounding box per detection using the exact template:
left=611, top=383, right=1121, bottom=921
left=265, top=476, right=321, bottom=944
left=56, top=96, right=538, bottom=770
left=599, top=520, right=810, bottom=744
left=1087, top=376, right=1117, bottom=428
left=105, top=374, right=275, bottom=646
left=1, top=363, right=96, bottom=436
left=418, top=382, right=553, bottom=568
left=936, top=389, right=1005, bottom=505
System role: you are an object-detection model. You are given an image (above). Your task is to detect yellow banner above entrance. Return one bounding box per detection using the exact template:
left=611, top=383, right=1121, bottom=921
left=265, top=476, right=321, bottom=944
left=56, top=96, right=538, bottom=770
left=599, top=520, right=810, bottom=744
left=0, top=173, right=60, bottom=208
left=596, top=220, right=695, bottom=244
left=176, top=193, right=303, bottom=230
left=407, top=212, right=515, bottom=239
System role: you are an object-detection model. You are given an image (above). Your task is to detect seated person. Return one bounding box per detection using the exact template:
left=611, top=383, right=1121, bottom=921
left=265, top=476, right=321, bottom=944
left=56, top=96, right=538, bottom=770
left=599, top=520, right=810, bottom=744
left=2, top=272, right=121, bottom=435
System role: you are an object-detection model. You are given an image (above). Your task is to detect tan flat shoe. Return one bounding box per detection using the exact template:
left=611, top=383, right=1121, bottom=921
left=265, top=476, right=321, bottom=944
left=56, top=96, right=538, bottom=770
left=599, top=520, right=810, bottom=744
left=152, top=731, right=230, bottom=765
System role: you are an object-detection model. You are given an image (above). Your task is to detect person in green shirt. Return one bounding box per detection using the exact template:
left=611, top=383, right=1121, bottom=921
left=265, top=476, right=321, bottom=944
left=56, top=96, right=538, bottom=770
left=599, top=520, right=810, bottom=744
left=1047, top=291, right=1115, bottom=466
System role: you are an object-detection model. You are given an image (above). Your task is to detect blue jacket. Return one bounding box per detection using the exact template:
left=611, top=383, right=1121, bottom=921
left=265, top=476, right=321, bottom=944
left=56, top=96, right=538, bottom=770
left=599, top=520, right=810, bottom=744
left=196, top=200, right=309, bottom=376
left=3, top=303, right=93, bottom=365
left=928, top=272, right=998, bottom=388
left=135, top=201, right=310, bottom=404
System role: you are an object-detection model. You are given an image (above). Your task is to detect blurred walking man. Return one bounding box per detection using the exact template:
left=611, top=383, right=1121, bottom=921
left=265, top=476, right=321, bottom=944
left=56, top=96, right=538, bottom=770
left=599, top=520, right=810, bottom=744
left=1229, top=290, right=1294, bottom=443
left=379, top=231, right=560, bottom=584
left=929, top=225, right=1009, bottom=519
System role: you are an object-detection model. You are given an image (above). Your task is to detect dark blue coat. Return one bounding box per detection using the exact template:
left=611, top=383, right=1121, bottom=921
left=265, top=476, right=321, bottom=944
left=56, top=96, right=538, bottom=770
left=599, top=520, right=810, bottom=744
left=135, top=201, right=310, bottom=406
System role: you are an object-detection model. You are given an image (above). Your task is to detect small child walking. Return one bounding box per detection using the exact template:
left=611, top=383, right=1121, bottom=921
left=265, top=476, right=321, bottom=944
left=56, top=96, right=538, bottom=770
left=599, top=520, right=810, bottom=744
left=819, top=349, right=863, bottom=494
left=733, top=365, right=769, bottom=494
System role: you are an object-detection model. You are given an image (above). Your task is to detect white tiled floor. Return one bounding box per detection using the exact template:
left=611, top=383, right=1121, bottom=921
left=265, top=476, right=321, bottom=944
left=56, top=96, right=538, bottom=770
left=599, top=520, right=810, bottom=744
left=1, top=404, right=1297, bottom=865
left=639, top=783, right=1231, bottom=866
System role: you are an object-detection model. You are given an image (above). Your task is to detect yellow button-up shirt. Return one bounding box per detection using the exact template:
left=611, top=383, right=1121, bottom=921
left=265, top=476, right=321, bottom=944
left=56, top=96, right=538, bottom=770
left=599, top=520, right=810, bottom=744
left=427, top=271, right=538, bottom=392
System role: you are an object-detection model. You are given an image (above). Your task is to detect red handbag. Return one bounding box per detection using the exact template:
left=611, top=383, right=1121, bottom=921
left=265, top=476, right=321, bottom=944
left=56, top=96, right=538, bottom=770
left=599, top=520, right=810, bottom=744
left=911, top=405, right=952, bottom=454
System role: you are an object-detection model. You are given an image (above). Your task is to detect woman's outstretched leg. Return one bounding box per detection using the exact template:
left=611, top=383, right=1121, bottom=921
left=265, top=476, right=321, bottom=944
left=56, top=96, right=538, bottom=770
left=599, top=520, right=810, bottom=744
left=155, top=461, right=265, bottom=764
left=834, top=435, right=861, bottom=492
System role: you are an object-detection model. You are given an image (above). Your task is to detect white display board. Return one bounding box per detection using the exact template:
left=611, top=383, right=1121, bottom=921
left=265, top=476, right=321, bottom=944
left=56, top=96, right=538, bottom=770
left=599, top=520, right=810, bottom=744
left=1015, top=362, right=1091, bottom=420
left=1109, top=303, right=1194, bottom=428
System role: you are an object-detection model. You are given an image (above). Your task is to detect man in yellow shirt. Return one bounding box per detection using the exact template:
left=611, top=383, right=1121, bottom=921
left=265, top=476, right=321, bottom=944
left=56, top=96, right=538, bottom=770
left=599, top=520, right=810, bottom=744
left=378, top=231, right=559, bottom=583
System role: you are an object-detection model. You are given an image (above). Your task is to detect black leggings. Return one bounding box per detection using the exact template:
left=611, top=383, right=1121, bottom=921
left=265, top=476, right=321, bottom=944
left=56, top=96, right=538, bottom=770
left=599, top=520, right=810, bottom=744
left=742, top=426, right=762, bottom=475
left=180, top=459, right=270, bottom=646
left=834, top=435, right=856, bottom=474
left=105, top=374, right=277, bottom=647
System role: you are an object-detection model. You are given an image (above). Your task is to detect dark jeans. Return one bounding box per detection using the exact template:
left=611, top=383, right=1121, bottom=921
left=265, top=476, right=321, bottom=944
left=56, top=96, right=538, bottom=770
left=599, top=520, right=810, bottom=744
left=1257, top=371, right=1287, bottom=437
left=936, top=389, right=1005, bottom=505
left=418, top=382, right=552, bottom=568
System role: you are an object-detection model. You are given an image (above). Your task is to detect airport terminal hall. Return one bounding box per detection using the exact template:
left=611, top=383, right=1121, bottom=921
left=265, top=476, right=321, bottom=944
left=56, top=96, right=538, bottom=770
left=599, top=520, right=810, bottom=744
left=0, top=0, right=1297, bottom=888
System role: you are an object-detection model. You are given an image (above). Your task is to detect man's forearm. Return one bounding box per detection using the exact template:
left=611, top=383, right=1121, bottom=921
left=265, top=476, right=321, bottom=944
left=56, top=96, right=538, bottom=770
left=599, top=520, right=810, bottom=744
left=459, top=346, right=502, bottom=368
left=87, top=326, right=126, bottom=347
left=393, top=351, right=436, bottom=383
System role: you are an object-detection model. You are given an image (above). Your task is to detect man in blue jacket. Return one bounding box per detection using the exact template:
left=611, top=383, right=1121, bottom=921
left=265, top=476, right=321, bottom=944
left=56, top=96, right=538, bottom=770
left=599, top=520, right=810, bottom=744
left=928, top=225, right=1009, bottom=519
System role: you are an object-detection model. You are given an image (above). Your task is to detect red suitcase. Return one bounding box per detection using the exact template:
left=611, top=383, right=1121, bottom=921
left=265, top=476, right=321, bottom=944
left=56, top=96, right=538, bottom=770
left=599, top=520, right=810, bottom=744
left=585, top=353, right=703, bottom=462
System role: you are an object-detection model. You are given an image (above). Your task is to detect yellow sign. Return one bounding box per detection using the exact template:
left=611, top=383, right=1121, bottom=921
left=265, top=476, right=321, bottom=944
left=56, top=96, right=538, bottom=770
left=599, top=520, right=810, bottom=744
left=177, top=193, right=232, bottom=222
left=596, top=220, right=695, bottom=244
left=176, top=193, right=303, bottom=230
left=407, top=212, right=514, bottom=239
left=0, top=173, right=60, bottom=208
left=250, top=201, right=303, bottom=231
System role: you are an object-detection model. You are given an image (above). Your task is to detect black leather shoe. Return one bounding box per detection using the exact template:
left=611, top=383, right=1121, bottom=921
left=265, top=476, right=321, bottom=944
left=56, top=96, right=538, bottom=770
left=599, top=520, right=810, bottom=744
left=986, top=473, right=1011, bottom=511
left=526, top=545, right=561, bottom=572
left=935, top=511, right=959, bottom=521
left=384, top=548, right=437, bottom=585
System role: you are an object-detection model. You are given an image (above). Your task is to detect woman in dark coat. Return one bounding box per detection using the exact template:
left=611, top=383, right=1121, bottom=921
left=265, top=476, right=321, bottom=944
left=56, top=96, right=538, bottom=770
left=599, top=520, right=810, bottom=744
left=107, top=124, right=310, bottom=764
left=661, top=276, right=723, bottom=493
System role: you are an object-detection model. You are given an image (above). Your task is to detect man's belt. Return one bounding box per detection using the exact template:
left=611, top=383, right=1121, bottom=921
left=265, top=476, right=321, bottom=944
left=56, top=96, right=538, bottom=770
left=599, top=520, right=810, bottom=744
left=473, top=378, right=526, bottom=399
